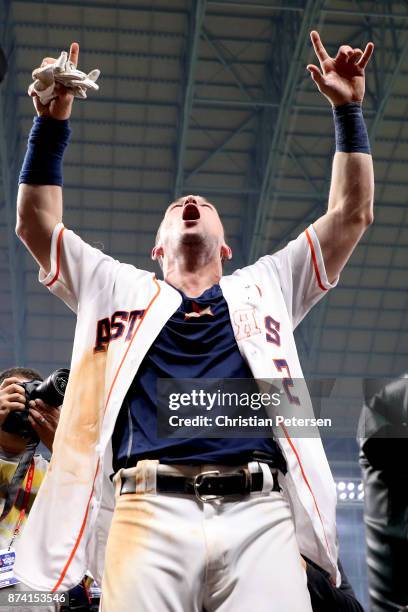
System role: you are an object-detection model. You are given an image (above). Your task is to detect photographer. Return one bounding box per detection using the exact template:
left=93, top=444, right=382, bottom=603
left=359, top=376, right=408, bottom=611
left=0, top=367, right=61, bottom=610
left=0, top=367, right=61, bottom=548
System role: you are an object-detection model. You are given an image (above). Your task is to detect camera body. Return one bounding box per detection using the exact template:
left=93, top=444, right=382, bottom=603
left=2, top=368, right=69, bottom=439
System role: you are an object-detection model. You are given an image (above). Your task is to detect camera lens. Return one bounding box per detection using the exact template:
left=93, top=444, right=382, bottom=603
left=33, top=368, right=70, bottom=407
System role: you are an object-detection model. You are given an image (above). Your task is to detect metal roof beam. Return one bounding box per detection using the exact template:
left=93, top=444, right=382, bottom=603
left=267, top=19, right=386, bottom=257
left=16, top=111, right=408, bottom=135
left=311, top=22, right=408, bottom=376
left=201, top=27, right=255, bottom=100
left=60, top=183, right=259, bottom=196
left=370, top=39, right=408, bottom=144
left=270, top=34, right=408, bottom=253
left=56, top=138, right=408, bottom=167
left=247, top=0, right=325, bottom=263
left=15, top=42, right=268, bottom=66
left=11, top=0, right=408, bottom=21
left=13, top=18, right=408, bottom=40
left=8, top=0, right=304, bottom=19
left=15, top=41, right=408, bottom=74
left=338, top=22, right=408, bottom=376
left=59, top=158, right=408, bottom=189
left=15, top=90, right=408, bottom=122
left=208, top=0, right=408, bottom=20
left=0, top=0, right=26, bottom=364
left=184, top=113, right=256, bottom=181
left=251, top=10, right=408, bottom=251
left=173, top=0, right=207, bottom=199
left=16, top=68, right=264, bottom=94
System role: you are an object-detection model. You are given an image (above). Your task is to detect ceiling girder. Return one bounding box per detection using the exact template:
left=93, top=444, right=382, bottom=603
left=173, top=0, right=207, bottom=199
left=0, top=0, right=26, bottom=365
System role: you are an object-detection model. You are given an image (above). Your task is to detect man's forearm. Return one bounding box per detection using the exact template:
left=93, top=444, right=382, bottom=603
left=16, top=117, right=70, bottom=272
left=313, top=103, right=374, bottom=281
left=16, top=184, right=62, bottom=270
left=328, top=102, right=374, bottom=223
left=328, top=150, right=374, bottom=225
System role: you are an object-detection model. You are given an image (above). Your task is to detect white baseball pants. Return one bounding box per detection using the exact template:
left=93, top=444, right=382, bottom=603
left=101, top=460, right=312, bottom=612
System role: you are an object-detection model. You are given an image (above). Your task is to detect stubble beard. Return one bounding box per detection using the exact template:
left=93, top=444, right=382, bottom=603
left=174, top=230, right=219, bottom=271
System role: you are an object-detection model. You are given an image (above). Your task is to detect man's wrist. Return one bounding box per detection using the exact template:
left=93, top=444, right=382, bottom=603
left=333, top=103, right=370, bottom=154
left=333, top=101, right=362, bottom=109
left=32, top=115, right=70, bottom=127
left=19, top=116, right=71, bottom=186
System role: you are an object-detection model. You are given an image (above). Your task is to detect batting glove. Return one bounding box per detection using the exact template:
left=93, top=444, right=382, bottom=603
left=28, top=50, right=100, bottom=105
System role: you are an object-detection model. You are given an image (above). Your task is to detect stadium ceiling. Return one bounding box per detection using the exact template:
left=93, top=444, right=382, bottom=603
left=0, top=0, right=407, bottom=383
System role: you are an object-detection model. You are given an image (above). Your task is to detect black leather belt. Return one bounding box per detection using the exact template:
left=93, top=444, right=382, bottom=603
left=120, top=466, right=281, bottom=502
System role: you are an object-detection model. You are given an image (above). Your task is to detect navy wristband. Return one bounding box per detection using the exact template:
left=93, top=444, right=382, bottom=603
left=19, top=116, right=71, bottom=186
left=333, top=103, right=370, bottom=154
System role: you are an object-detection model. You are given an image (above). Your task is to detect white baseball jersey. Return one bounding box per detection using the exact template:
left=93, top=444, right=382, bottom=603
left=14, top=222, right=340, bottom=590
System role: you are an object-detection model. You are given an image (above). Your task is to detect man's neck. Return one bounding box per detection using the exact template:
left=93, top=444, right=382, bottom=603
left=165, top=273, right=220, bottom=298
left=163, top=259, right=222, bottom=298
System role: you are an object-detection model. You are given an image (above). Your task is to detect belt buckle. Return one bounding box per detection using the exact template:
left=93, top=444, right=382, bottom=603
left=193, top=470, right=223, bottom=503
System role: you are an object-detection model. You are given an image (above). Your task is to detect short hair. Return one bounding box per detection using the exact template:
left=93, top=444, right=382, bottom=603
left=0, top=367, right=43, bottom=386
left=155, top=219, right=163, bottom=248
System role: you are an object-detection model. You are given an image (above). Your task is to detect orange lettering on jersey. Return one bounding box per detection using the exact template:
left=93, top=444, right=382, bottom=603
left=232, top=308, right=261, bottom=341
left=94, top=309, right=145, bottom=352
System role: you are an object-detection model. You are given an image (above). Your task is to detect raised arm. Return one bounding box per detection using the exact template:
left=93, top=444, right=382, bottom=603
left=307, top=31, right=374, bottom=283
left=15, top=42, right=79, bottom=273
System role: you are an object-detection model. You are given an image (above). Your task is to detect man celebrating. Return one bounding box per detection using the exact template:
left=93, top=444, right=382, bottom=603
left=14, top=31, right=373, bottom=611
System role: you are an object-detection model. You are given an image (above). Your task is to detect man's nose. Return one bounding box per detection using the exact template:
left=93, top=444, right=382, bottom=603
left=184, top=195, right=197, bottom=205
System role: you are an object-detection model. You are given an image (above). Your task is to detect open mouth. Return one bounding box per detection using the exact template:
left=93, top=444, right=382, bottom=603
left=182, top=203, right=200, bottom=221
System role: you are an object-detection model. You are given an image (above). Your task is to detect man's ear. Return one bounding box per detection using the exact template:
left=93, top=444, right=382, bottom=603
left=221, top=244, right=232, bottom=261
left=151, top=245, right=164, bottom=260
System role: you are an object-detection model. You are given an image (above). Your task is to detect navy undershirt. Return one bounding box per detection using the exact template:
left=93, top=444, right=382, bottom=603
left=112, top=284, right=286, bottom=473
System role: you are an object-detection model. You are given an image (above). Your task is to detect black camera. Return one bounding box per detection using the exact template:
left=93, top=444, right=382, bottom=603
left=2, top=368, right=70, bottom=439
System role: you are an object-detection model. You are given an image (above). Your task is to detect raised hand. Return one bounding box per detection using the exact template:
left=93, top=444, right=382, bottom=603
left=307, top=31, right=374, bottom=106
left=30, top=42, right=79, bottom=120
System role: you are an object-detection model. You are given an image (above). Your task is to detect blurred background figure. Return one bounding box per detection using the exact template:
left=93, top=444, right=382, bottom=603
left=359, top=375, right=408, bottom=611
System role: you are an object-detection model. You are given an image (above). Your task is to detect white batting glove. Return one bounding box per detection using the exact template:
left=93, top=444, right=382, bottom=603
left=28, top=50, right=100, bottom=105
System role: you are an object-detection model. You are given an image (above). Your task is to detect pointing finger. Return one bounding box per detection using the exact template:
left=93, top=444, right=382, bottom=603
left=69, top=42, right=79, bottom=67
left=357, top=42, right=374, bottom=69
left=310, top=31, right=330, bottom=67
